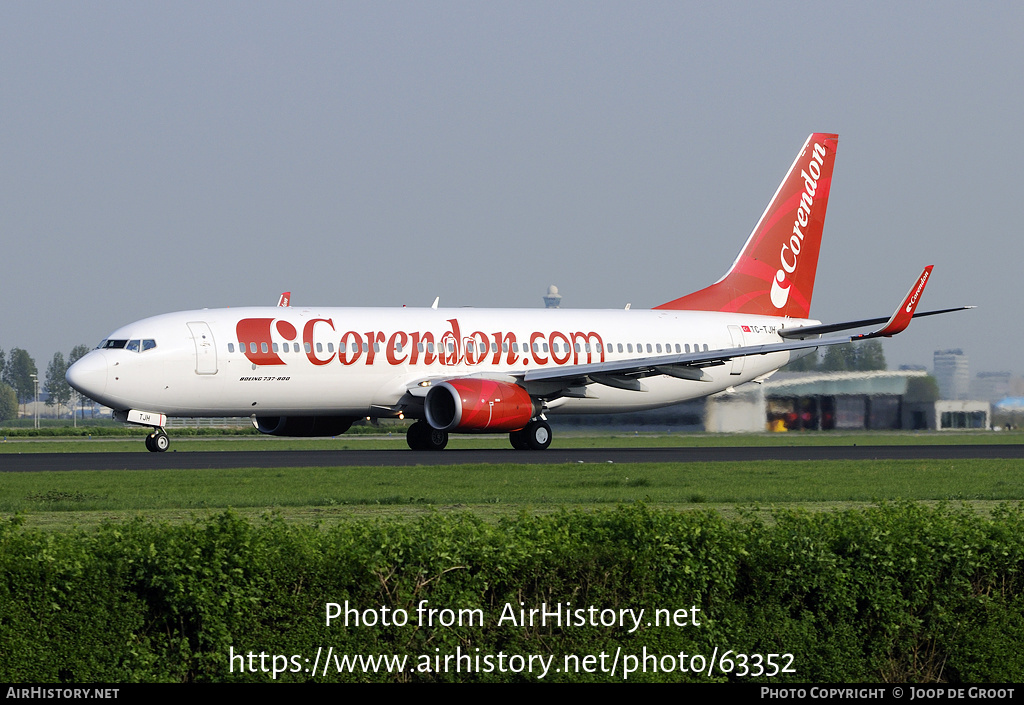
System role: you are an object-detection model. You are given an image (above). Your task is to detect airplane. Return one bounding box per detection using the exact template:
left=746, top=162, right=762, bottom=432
left=66, top=133, right=970, bottom=452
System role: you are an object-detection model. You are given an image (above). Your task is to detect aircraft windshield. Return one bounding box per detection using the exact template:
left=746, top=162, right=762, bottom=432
left=99, top=339, right=156, bottom=352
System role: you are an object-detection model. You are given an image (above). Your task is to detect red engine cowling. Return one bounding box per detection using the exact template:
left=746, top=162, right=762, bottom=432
left=425, top=379, right=536, bottom=432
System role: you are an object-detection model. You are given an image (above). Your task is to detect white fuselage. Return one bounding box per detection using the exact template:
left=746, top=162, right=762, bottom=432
left=67, top=306, right=812, bottom=418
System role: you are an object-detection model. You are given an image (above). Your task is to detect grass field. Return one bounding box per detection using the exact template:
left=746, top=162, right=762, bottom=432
left=2, top=430, right=1023, bottom=530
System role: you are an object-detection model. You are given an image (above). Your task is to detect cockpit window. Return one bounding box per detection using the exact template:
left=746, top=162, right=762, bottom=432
left=100, top=338, right=157, bottom=352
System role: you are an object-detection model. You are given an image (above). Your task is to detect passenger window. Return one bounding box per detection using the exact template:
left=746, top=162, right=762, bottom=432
left=656, top=344, right=662, bottom=353
left=272, top=343, right=279, bottom=353
left=251, top=342, right=258, bottom=354
left=228, top=343, right=235, bottom=353
left=304, top=342, right=311, bottom=353
left=646, top=344, right=652, bottom=353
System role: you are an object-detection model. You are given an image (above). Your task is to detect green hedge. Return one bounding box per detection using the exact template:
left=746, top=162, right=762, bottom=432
left=1, top=503, right=1022, bottom=682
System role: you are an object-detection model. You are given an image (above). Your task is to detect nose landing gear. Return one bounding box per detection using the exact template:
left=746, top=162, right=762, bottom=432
left=145, top=429, right=170, bottom=452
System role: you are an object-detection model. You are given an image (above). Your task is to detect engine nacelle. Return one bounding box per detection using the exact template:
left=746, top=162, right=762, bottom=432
left=425, top=379, right=536, bottom=432
left=252, top=416, right=356, bottom=437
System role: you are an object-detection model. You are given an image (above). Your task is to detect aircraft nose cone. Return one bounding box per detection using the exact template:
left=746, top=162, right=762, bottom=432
left=66, top=351, right=108, bottom=400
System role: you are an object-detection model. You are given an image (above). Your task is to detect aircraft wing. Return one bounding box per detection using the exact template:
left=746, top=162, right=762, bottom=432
left=521, top=266, right=970, bottom=391
left=776, top=306, right=973, bottom=340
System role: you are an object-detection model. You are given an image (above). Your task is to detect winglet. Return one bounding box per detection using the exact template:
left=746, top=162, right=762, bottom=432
left=277, top=292, right=291, bottom=307
left=859, top=266, right=933, bottom=339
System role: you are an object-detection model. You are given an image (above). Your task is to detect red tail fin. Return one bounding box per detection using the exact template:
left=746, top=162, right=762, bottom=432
left=656, top=133, right=839, bottom=318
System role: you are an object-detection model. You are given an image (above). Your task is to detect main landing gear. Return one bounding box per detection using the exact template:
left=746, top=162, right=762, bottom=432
left=406, top=420, right=449, bottom=450
left=405, top=418, right=552, bottom=451
left=145, top=429, right=170, bottom=453
left=509, top=419, right=551, bottom=450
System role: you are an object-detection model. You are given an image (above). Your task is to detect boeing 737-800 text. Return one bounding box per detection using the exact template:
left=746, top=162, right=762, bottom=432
left=66, top=133, right=968, bottom=452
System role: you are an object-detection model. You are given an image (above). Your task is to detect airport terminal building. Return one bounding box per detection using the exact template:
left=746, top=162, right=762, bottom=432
left=704, top=370, right=990, bottom=433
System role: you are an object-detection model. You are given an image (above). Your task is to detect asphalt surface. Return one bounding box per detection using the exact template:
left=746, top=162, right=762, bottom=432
left=3, top=445, right=1024, bottom=472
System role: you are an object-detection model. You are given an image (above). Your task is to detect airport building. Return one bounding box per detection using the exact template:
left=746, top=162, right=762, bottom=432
left=971, top=371, right=1013, bottom=403
left=542, top=285, right=562, bottom=309
left=711, top=370, right=988, bottom=432
left=933, top=349, right=970, bottom=400
left=555, top=370, right=990, bottom=433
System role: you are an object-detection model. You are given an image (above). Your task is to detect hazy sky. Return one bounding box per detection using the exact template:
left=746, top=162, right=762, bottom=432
left=3, top=2, right=1021, bottom=381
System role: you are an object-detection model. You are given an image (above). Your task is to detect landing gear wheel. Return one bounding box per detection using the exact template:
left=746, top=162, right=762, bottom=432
left=407, top=421, right=428, bottom=450
left=524, top=420, right=552, bottom=450
left=509, top=428, right=529, bottom=450
left=426, top=427, right=449, bottom=450
left=146, top=430, right=170, bottom=453
left=407, top=420, right=449, bottom=451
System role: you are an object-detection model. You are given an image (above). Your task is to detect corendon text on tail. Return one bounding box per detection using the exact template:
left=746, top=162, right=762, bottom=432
left=66, top=132, right=970, bottom=452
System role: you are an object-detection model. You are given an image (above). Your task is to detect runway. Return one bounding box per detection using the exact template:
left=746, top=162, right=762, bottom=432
left=4, top=444, right=1024, bottom=472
